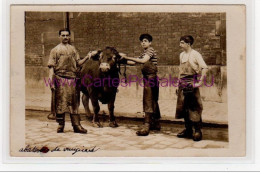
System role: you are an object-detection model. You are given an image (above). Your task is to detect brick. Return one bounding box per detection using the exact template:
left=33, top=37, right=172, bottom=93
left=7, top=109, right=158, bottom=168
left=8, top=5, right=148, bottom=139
left=25, top=12, right=226, bottom=66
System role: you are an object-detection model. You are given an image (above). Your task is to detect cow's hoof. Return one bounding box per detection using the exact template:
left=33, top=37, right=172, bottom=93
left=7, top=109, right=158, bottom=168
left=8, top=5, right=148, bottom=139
left=92, top=122, right=103, bottom=128
left=109, top=121, right=119, bottom=128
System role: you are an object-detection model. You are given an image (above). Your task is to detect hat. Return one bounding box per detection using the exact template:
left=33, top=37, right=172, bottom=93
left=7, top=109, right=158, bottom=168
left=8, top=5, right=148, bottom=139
left=139, top=34, right=153, bottom=42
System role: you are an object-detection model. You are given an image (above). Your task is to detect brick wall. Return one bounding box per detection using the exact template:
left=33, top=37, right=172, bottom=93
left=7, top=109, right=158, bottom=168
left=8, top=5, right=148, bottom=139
left=69, top=12, right=226, bottom=65
left=25, top=12, right=65, bottom=66
left=25, top=12, right=226, bottom=67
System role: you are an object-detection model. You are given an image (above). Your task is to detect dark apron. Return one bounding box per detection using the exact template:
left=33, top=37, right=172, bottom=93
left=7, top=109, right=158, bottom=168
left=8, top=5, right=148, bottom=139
left=54, top=75, right=80, bottom=114
left=175, top=58, right=203, bottom=122
left=140, top=57, right=161, bottom=119
left=143, top=76, right=161, bottom=119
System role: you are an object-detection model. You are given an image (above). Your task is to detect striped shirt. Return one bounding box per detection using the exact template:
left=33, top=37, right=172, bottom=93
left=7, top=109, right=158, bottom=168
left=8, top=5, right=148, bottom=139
left=139, top=47, right=158, bottom=66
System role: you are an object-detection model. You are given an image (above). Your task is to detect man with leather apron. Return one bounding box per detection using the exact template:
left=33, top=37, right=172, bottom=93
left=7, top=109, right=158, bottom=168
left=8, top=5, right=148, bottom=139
left=175, top=35, right=208, bottom=141
left=48, top=28, right=90, bottom=134
left=121, top=33, right=161, bottom=136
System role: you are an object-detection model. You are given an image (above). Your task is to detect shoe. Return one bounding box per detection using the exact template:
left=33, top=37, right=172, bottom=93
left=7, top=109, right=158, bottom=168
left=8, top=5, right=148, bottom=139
left=70, top=114, right=87, bottom=134
left=73, top=125, right=88, bottom=134
left=56, top=114, right=65, bottom=133
left=177, top=129, right=193, bottom=138
left=136, top=123, right=150, bottom=136
left=109, top=121, right=119, bottom=128
left=193, top=130, right=202, bottom=141
left=57, top=124, right=64, bottom=133
left=150, top=119, right=161, bottom=131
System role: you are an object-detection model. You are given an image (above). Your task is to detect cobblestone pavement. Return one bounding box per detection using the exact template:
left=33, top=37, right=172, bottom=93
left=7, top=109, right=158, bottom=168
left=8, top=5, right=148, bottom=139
left=25, top=110, right=228, bottom=153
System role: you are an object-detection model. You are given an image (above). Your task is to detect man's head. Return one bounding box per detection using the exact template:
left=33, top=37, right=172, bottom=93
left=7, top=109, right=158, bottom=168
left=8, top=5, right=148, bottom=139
left=179, top=35, right=194, bottom=51
left=139, top=34, right=152, bottom=49
left=59, top=28, right=71, bottom=44
left=180, top=35, right=194, bottom=51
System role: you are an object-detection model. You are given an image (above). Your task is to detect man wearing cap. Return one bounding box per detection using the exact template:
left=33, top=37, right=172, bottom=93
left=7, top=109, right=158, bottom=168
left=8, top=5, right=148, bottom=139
left=175, top=35, right=208, bottom=141
left=121, top=33, right=161, bottom=136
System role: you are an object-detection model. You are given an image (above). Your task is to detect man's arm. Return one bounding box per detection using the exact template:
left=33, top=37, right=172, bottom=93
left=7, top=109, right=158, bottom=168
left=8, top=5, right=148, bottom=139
left=77, top=54, right=90, bottom=66
left=47, top=49, right=57, bottom=90
left=123, top=54, right=150, bottom=64
left=49, top=67, right=55, bottom=90
left=126, top=60, right=136, bottom=65
left=194, top=68, right=208, bottom=88
left=193, top=52, right=208, bottom=88
left=77, top=51, right=98, bottom=66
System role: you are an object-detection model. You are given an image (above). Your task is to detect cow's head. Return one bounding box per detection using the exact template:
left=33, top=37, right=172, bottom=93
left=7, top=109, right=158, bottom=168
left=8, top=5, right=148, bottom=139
left=99, top=47, right=121, bottom=73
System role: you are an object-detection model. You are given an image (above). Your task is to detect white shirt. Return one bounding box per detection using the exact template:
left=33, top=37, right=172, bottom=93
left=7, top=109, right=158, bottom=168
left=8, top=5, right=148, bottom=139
left=180, top=49, right=208, bottom=74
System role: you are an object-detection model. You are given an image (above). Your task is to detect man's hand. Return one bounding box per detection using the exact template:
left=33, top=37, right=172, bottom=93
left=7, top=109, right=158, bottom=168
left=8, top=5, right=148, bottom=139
left=88, top=50, right=98, bottom=57
left=175, top=89, right=179, bottom=96
left=49, top=68, right=55, bottom=90
left=50, top=85, right=55, bottom=91
left=119, top=53, right=127, bottom=58
left=193, top=82, right=202, bottom=88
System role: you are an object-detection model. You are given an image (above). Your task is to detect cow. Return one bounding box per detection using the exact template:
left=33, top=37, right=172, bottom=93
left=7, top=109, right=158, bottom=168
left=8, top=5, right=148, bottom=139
left=80, top=47, right=127, bottom=128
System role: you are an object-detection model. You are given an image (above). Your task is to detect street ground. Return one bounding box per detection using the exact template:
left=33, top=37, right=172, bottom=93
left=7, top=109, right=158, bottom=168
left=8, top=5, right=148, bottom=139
left=25, top=110, right=228, bottom=152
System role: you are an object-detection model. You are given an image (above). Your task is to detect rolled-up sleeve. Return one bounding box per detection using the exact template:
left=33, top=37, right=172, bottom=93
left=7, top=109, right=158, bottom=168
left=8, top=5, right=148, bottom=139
left=47, top=49, right=56, bottom=68
left=196, top=53, right=208, bottom=69
left=145, top=47, right=155, bottom=58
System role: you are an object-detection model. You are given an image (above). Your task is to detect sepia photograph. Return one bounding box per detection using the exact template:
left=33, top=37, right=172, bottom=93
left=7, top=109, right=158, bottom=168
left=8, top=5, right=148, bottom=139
left=9, top=5, right=246, bottom=157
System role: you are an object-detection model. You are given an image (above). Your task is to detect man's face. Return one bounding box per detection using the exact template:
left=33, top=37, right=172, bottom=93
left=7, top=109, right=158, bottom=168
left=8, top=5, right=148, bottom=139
left=140, top=38, right=152, bottom=49
left=59, top=31, right=70, bottom=44
left=179, top=40, right=190, bottom=51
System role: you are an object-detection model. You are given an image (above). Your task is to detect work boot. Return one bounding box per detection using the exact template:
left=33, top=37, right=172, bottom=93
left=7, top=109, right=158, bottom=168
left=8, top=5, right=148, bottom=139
left=70, top=114, right=87, bottom=134
left=150, top=116, right=161, bottom=131
left=177, top=128, right=193, bottom=138
left=136, top=113, right=151, bottom=136
left=56, top=114, right=65, bottom=133
left=193, top=122, right=202, bottom=141
left=177, top=116, right=193, bottom=138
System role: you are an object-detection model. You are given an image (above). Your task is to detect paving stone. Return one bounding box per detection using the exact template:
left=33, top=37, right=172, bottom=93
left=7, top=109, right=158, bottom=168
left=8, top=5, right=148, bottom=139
left=25, top=110, right=228, bottom=152
left=192, top=140, right=212, bottom=148
left=205, top=141, right=229, bottom=148
left=171, top=140, right=194, bottom=149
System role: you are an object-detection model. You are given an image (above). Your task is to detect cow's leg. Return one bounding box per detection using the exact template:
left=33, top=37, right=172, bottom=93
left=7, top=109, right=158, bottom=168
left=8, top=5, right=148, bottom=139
left=90, top=97, right=103, bottom=128
left=108, top=93, right=118, bottom=128
left=82, top=93, right=92, bottom=117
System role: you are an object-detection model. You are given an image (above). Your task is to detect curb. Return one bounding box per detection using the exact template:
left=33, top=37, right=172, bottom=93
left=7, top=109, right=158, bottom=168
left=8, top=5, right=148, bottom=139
left=26, top=108, right=228, bottom=128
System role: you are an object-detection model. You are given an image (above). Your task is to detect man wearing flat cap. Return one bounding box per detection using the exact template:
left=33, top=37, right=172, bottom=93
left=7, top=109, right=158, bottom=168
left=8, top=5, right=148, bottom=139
left=122, top=33, right=161, bottom=136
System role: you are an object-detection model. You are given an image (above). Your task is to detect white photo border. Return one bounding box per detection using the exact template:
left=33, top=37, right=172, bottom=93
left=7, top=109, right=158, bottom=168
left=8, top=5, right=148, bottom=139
left=1, top=0, right=257, bottom=171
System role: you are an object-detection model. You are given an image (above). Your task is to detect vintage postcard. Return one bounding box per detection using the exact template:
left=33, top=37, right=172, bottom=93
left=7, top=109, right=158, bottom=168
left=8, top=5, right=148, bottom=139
left=10, top=5, right=246, bottom=157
